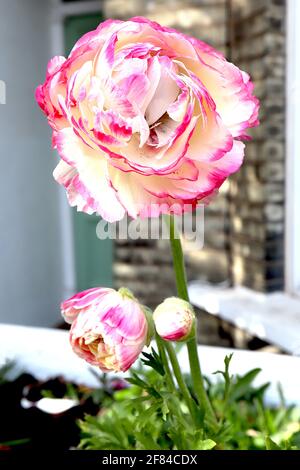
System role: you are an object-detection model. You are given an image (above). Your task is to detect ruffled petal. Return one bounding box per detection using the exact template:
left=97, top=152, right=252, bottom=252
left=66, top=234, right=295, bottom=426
left=37, top=16, right=259, bottom=224
left=183, top=51, right=259, bottom=139
left=53, top=128, right=125, bottom=222
left=61, top=287, right=113, bottom=324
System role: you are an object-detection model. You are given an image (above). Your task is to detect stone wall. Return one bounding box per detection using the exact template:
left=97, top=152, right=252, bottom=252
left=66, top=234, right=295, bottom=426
left=104, top=0, right=286, bottom=310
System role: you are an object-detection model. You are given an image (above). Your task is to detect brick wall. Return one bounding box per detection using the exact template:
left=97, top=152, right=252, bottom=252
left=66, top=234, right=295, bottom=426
left=228, top=0, right=286, bottom=292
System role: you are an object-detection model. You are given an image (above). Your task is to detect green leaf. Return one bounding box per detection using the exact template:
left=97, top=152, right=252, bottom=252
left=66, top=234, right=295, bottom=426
left=161, top=392, right=190, bottom=428
left=161, top=400, right=169, bottom=421
left=135, top=432, right=161, bottom=450
left=126, top=372, right=161, bottom=399
left=113, top=386, right=139, bottom=402
left=168, top=427, right=188, bottom=450
left=136, top=402, right=162, bottom=431
left=230, top=368, right=261, bottom=401
left=265, top=436, right=281, bottom=450
left=142, top=348, right=165, bottom=376
left=291, top=431, right=300, bottom=449
left=252, top=382, right=270, bottom=399
left=41, top=389, right=55, bottom=399
left=195, top=439, right=216, bottom=450
left=277, top=382, right=286, bottom=408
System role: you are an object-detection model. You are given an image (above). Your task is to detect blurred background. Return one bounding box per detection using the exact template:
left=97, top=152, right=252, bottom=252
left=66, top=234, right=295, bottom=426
left=0, top=0, right=299, bottom=353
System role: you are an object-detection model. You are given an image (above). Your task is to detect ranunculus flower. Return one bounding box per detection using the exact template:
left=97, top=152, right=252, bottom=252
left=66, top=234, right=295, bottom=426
left=36, top=17, right=259, bottom=222
left=61, top=287, right=150, bottom=372
left=153, top=297, right=195, bottom=342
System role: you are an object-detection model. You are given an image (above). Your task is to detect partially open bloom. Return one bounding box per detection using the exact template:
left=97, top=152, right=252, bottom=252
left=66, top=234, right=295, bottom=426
left=153, top=297, right=195, bottom=342
left=36, top=17, right=259, bottom=222
left=61, top=287, right=149, bottom=372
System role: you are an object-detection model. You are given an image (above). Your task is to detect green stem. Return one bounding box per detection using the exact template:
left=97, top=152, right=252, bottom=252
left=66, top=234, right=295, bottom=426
left=156, top=335, right=176, bottom=393
left=164, top=341, right=197, bottom=421
left=157, top=335, right=197, bottom=423
left=164, top=215, right=217, bottom=425
left=167, top=215, right=189, bottom=301
left=187, top=331, right=216, bottom=424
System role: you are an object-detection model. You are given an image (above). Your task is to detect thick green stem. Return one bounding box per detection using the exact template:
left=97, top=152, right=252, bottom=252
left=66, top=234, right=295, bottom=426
left=164, top=215, right=217, bottom=425
left=167, top=216, right=189, bottom=302
left=164, top=341, right=196, bottom=421
left=187, top=331, right=216, bottom=424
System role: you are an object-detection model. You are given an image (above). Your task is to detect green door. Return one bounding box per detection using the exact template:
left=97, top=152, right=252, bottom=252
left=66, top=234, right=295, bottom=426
left=64, top=13, right=113, bottom=291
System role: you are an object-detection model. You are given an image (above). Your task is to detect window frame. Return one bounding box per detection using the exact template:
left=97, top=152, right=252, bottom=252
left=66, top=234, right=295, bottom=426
left=50, top=0, right=104, bottom=299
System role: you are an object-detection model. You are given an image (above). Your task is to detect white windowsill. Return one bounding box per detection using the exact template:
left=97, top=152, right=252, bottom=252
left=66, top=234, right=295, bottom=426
left=188, top=282, right=300, bottom=355
left=1, top=324, right=300, bottom=406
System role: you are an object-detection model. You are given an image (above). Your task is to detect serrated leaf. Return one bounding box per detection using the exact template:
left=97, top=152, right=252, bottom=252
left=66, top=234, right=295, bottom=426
left=142, top=348, right=165, bottom=376
left=126, top=372, right=161, bottom=399
left=136, top=402, right=162, bottom=431
left=135, top=432, right=161, bottom=450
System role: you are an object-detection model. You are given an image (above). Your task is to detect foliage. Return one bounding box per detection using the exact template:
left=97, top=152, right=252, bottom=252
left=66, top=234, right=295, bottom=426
left=78, top=354, right=300, bottom=450
left=79, top=368, right=216, bottom=450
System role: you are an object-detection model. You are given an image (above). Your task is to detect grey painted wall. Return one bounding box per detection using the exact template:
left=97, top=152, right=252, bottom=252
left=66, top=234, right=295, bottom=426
left=0, top=0, right=64, bottom=326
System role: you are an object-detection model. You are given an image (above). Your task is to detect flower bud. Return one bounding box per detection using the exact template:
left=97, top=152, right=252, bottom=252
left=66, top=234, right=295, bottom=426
left=61, top=287, right=150, bottom=372
left=153, top=297, right=195, bottom=342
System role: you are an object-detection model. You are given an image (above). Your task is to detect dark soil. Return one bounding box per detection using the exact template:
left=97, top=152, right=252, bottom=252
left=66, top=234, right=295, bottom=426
left=0, top=374, right=99, bottom=450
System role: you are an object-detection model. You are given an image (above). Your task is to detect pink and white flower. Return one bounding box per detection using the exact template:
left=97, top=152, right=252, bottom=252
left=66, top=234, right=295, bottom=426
left=36, top=17, right=259, bottom=222
left=153, top=297, right=195, bottom=342
left=61, top=287, right=149, bottom=372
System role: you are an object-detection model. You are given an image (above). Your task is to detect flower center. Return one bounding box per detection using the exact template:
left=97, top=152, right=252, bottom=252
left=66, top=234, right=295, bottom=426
left=146, top=112, right=178, bottom=148
left=86, top=336, right=103, bottom=356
